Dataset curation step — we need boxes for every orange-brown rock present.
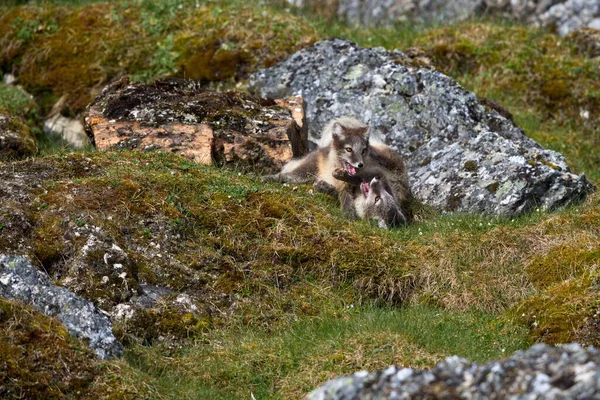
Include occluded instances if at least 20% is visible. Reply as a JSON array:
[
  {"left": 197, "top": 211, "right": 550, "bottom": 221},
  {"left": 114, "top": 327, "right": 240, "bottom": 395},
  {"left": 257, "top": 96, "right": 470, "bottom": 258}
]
[{"left": 84, "top": 77, "right": 306, "bottom": 170}]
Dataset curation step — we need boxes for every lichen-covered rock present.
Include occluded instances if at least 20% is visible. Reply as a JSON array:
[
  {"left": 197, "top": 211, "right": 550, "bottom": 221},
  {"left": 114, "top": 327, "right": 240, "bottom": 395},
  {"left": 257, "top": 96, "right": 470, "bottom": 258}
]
[
  {"left": 85, "top": 77, "right": 307, "bottom": 171},
  {"left": 532, "top": 0, "right": 600, "bottom": 36},
  {"left": 0, "top": 255, "right": 123, "bottom": 359},
  {"left": 0, "top": 114, "right": 37, "bottom": 160},
  {"left": 249, "top": 39, "right": 595, "bottom": 215},
  {"left": 307, "top": 343, "right": 600, "bottom": 400},
  {"left": 286, "top": 0, "right": 600, "bottom": 35}
]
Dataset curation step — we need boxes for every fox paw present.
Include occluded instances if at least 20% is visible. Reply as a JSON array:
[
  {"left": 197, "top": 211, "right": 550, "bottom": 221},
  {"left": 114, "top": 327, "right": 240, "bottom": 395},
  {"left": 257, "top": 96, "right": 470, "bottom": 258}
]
[{"left": 332, "top": 168, "right": 347, "bottom": 179}]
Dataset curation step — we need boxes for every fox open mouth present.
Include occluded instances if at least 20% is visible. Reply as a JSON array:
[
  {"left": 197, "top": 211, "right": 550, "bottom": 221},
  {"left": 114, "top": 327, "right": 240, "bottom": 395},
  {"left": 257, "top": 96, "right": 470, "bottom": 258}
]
[
  {"left": 345, "top": 162, "right": 357, "bottom": 176},
  {"left": 361, "top": 181, "right": 370, "bottom": 197}
]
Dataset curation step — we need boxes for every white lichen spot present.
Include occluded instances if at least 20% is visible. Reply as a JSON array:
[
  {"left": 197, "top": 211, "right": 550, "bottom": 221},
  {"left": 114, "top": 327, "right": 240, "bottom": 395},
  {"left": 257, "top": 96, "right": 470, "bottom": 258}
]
[{"left": 112, "top": 303, "right": 135, "bottom": 320}]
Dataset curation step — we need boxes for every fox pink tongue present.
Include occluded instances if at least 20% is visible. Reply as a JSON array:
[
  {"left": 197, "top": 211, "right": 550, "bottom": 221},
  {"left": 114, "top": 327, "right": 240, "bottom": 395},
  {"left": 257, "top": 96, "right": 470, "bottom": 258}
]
[
  {"left": 346, "top": 164, "right": 356, "bottom": 175},
  {"left": 361, "top": 182, "right": 370, "bottom": 196}
]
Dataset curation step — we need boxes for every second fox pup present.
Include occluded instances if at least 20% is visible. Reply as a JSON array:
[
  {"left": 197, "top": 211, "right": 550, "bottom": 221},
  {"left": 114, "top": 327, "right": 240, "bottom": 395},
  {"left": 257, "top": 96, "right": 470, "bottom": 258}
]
[
  {"left": 356, "top": 176, "right": 406, "bottom": 229},
  {"left": 333, "top": 165, "right": 408, "bottom": 229},
  {"left": 332, "top": 138, "right": 414, "bottom": 225},
  {"left": 262, "top": 117, "right": 369, "bottom": 193}
]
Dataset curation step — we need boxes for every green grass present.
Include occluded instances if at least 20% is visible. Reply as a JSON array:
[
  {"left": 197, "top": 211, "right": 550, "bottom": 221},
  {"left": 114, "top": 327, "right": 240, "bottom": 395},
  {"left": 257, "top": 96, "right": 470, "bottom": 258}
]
[{"left": 110, "top": 304, "right": 529, "bottom": 399}]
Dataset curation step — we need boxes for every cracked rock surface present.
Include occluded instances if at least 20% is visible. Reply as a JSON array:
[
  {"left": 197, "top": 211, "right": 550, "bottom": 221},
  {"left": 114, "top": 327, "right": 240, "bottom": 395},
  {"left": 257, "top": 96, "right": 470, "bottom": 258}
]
[
  {"left": 249, "top": 38, "right": 594, "bottom": 216},
  {"left": 0, "top": 255, "right": 123, "bottom": 359},
  {"left": 307, "top": 343, "right": 600, "bottom": 400}
]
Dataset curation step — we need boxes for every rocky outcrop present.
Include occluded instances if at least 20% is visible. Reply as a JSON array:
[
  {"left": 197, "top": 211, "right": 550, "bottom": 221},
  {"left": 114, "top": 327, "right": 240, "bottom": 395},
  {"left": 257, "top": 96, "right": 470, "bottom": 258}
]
[
  {"left": 0, "top": 255, "right": 123, "bottom": 359},
  {"left": 0, "top": 114, "right": 37, "bottom": 161},
  {"left": 85, "top": 77, "right": 307, "bottom": 171},
  {"left": 249, "top": 39, "right": 595, "bottom": 216},
  {"left": 286, "top": 0, "right": 600, "bottom": 36},
  {"left": 307, "top": 343, "right": 600, "bottom": 399}
]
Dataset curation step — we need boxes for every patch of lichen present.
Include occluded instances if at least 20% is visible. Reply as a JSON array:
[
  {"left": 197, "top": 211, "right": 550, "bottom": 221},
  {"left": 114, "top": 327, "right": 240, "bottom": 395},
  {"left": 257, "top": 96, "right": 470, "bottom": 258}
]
[
  {"left": 507, "top": 276, "right": 600, "bottom": 345},
  {"left": 0, "top": 1, "right": 316, "bottom": 115},
  {"left": 173, "top": 4, "right": 316, "bottom": 82},
  {"left": 0, "top": 298, "right": 99, "bottom": 399},
  {"left": 115, "top": 299, "right": 213, "bottom": 345}
]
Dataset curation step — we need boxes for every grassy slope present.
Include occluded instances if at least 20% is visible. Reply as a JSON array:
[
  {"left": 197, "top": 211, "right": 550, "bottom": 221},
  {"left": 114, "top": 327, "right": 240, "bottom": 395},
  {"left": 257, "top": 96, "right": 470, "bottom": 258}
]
[{"left": 0, "top": 1, "right": 599, "bottom": 399}]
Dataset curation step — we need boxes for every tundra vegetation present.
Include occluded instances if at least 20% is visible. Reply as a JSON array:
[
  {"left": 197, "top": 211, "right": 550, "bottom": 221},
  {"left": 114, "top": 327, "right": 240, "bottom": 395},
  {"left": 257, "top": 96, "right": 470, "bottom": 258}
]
[{"left": 0, "top": 0, "right": 599, "bottom": 399}]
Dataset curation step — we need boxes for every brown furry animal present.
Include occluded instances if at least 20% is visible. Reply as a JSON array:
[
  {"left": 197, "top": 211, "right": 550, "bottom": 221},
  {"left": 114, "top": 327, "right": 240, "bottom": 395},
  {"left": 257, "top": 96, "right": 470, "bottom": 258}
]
[{"left": 262, "top": 117, "right": 370, "bottom": 196}]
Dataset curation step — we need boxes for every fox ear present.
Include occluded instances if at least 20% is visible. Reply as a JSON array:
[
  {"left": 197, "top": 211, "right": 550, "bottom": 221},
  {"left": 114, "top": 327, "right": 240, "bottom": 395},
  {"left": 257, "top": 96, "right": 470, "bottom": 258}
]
[{"left": 332, "top": 122, "right": 346, "bottom": 140}]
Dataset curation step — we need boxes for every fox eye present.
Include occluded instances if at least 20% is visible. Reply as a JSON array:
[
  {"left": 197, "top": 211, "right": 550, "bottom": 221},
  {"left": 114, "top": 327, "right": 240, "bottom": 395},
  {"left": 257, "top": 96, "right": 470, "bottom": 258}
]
[
  {"left": 345, "top": 147, "right": 352, "bottom": 153},
  {"left": 362, "top": 148, "right": 367, "bottom": 154},
  {"left": 375, "top": 196, "right": 381, "bottom": 203}
]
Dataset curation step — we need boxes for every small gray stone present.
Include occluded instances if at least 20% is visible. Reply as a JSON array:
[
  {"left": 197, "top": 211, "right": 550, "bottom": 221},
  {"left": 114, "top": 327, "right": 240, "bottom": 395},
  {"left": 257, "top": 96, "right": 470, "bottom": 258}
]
[
  {"left": 0, "top": 255, "right": 123, "bottom": 359},
  {"left": 249, "top": 39, "right": 595, "bottom": 216}
]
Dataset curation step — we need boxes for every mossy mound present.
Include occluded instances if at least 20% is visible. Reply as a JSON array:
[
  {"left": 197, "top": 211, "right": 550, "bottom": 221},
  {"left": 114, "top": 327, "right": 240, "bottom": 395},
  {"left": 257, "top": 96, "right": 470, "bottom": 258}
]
[
  {"left": 509, "top": 276, "right": 600, "bottom": 345},
  {"left": 0, "top": 82, "right": 36, "bottom": 118},
  {"left": 0, "top": 1, "right": 316, "bottom": 115},
  {"left": 0, "top": 113, "right": 37, "bottom": 160},
  {"left": 0, "top": 151, "right": 421, "bottom": 342},
  {"left": 0, "top": 298, "right": 98, "bottom": 399},
  {"left": 1, "top": 149, "right": 598, "bottom": 348}
]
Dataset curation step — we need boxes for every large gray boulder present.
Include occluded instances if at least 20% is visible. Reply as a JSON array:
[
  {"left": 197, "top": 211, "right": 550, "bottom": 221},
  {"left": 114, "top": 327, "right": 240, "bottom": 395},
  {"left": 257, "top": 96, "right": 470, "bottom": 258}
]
[
  {"left": 249, "top": 39, "right": 594, "bottom": 216},
  {"left": 285, "top": 0, "right": 600, "bottom": 36},
  {"left": 0, "top": 255, "right": 123, "bottom": 359},
  {"left": 307, "top": 343, "right": 600, "bottom": 400}
]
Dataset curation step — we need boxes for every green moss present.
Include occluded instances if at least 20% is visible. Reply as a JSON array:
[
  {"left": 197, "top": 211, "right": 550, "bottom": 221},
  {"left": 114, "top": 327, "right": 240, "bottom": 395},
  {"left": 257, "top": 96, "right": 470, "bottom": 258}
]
[
  {"left": 486, "top": 181, "right": 499, "bottom": 193},
  {"left": 0, "top": 298, "right": 99, "bottom": 399},
  {"left": 173, "top": 4, "right": 316, "bottom": 82},
  {"left": 0, "top": 83, "right": 36, "bottom": 117},
  {"left": 463, "top": 160, "right": 478, "bottom": 172},
  {"left": 30, "top": 213, "right": 66, "bottom": 271},
  {"left": 0, "top": 1, "right": 316, "bottom": 114},
  {"left": 526, "top": 243, "right": 600, "bottom": 289},
  {"left": 114, "top": 297, "right": 213, "bottom": 345},
  {"left": 0, "top": 114, "right": 37, "bottom": 160},
  {"left": 508, "top": 276, "right": 599, "bottom": 345}
]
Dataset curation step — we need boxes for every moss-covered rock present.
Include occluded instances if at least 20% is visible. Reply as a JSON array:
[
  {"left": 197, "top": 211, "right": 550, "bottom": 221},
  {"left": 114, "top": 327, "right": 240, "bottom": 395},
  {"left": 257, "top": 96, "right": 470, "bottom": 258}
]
[
  {"left": 0, "top": 151, "right": 418, "bottom": 343},
  {"left": 85, "top": 78, "right": 307, "bottom": 172},
  {"left": 0, "top": 113, "right": 37, "bottom": 160},
  {"left": 508, "top": 276, "right": 600, "bottom": 345},
  {"left": 0, "top": 298, "right": 99, "bottom": 399}
]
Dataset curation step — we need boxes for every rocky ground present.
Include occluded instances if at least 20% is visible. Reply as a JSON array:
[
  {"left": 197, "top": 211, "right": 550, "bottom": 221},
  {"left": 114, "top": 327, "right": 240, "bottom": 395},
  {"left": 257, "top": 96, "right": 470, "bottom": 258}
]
[{"left": 1, "top": 0, "right": 600, "bottom": 399}]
